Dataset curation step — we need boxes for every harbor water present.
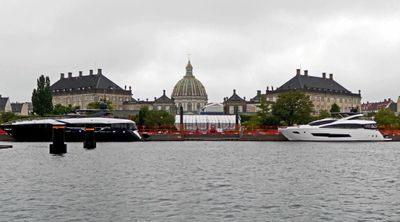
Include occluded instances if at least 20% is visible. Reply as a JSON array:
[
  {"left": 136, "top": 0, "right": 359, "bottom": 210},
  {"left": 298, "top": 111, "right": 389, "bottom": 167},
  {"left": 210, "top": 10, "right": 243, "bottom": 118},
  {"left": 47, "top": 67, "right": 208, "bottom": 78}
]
[{"left": 1, "top": 141, "right": 400, "bottom": 221}]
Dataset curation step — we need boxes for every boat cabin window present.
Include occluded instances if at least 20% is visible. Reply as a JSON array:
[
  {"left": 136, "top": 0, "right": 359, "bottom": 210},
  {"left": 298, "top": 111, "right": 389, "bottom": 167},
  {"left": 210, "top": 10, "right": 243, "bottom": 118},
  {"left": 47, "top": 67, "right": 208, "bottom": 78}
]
[
  {"left": 321, "top": 123, "right": 363, "bottom": 129},
  {"left": 347, "top": 116, "right": 361, "bottom": 120},
  {"left": 111, "top": 123, "right": 137, "bottom": 130},
  {"left": 309, "top": 119, "right": 337, "bottom": 126},
  {"left": 363, "top": 124, "right": 377, "bottom": 129}
]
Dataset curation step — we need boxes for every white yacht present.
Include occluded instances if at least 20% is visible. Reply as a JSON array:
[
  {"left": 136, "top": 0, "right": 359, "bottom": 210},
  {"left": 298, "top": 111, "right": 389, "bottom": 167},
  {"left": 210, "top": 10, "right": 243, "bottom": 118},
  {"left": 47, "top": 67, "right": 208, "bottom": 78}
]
[{"left": 278, "top": 113, "right": 390, "bottom": 141}]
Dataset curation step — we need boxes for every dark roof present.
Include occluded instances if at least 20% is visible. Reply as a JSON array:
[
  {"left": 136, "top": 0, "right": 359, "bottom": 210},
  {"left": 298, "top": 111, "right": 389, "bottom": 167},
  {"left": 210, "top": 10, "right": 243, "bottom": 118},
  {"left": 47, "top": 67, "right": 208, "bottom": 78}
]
[
  {"left": 250, "top": 90, "right": 262, "bottom": 102},
  {"left": 0, "top": 97, "right": 9, "bottom": 111},
  {"left": 51, "top": 72, "right": 124, "bottom": 92},
  {"left": 155, "top": 90, "right": 174, "bottom": 103},
  {"left": 225, "top": 90, "right": 246, "bottom": 102},
  {"left": 11, "top": 103, "right": 23, "bottom": 113},
  {"left": 389, "top": 102, "right": 397, "bottom": 112},
  {"left": 276, "top": 74, "right": 354, "bottom": 94}
]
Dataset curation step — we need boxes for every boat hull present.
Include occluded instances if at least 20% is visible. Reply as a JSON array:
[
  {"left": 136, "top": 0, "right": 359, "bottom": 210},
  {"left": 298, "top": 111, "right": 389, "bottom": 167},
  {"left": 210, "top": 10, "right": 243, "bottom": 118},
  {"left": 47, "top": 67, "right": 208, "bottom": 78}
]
[
  {"left": 279, "top": 127, "right": 390, "bottom": 141},
  {"left": 1, "top": 124, "right": 142, "bottom": 142}
]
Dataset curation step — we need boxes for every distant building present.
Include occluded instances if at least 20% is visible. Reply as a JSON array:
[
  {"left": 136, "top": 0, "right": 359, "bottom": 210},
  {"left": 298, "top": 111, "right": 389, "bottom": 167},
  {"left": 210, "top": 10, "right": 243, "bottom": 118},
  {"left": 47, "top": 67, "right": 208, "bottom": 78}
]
[
  {"left": 122, "top": 90, "right": 175, "bottom": 114},
  {"left": 171, "top": 61, "right": 208, "bottom": 114},
  {"left": 265, "top": 69, "right": 362, "bottom": 114},
  {"left": 154, "top": 90, "right": 176, "bottom": 113},
  {"left": 223, "top": 89, "right": 247, "bottom": 115},
  {"left": 11, "top": 102, "right": 29, "bottom": 116},
  {"left": 361, "top": 98, "right": 397, "bottom": 113},
  {"left": 50, "top": 69, "right": 132, "bottom": 110},
  {"left": 0, "top": 95, "right": 12, "bottom": 113},
  {"left": 201, "top": 103, "right": 224, "bottom": 115}
]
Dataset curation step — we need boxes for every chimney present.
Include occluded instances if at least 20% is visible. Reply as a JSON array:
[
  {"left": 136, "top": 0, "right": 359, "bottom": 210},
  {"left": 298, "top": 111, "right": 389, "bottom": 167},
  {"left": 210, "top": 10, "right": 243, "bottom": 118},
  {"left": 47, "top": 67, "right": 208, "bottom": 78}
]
[
  {"left": 329, "top": 73, "right": 333, "bottom": 80},
  {"left": 244, "top": 96, "right": 246, "bottom": 101},
  {"left": 124, "top": 85, "right": 127, "bottom": 90},
  {"left": 129, "top": 86, "right": 132, "bottom": 90},
  {"left": 97, "top": 69, "right": 102, "bottom": 75},
  {"left": 296, "top": 69, "right": 301, "bottom": 76},
  {"left": 60, "top": 73, "right": 65, "bottom": 79},
  {"left": 68, "top": 72, "right": 72, "bottom": 78},
  {"left": 154, "top": 97, "right": 156, "bottom": 100},
  {"left": 79, "top": 71, "right": 83, "bottom": 77},
  {"left": 304, "top": 70, "right": 308, "bottom": 76},
  {"left": 89, "top": 69, "right": 93, "bottom": 75},
  {"left": 358, "top": 90, "right": 361, "bottom": 95},
  {"left": 257, "top": 90, "right": 261, "bottom": 96},
  {"left": 322, "top": 72, "right": 326, "bottom": 79},
  {"left": 233, "top": 89, "right": 236, "bottom": 94},
  {"left": 147, "top": 98, "right": 149, "bottom": 102},
  {"left": 163, "top": 89, "right": 166, "bottom": 95},
  {"left": 271, "top": 86, "right": 274, "bottom": 91},
  {"left": 267, "top": 86, "right": 269, "bottom": 91}
]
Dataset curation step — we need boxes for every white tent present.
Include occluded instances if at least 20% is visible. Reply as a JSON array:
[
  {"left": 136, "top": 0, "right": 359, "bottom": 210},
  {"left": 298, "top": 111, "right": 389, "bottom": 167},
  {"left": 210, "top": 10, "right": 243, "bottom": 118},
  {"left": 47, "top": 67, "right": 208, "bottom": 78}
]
[{"left": 175, "top": 115, "right": 239, "bottom": 131}]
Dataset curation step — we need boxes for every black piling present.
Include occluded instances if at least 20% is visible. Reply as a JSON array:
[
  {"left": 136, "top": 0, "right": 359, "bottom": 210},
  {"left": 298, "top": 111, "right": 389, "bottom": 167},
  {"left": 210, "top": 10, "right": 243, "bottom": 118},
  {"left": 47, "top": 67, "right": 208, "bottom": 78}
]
[
  {"left": 179, "top": 106, "right": 184, "bottom": 133},
  {"left": 49, "top": 125, "right": 67, "bottom": 154},
  {"left": 235, "top": 106, "right": 239, "bottom": 131},
  {"left": 84, "top": 125, "right": 96, "bottom": 149}
]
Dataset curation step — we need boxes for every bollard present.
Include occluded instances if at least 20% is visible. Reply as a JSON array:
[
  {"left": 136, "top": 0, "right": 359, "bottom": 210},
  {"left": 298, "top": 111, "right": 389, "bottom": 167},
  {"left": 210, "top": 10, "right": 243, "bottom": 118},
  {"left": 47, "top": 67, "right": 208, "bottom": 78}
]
[
  {"left": 84, "top": 126, "right": 96, "bottom": 149},
  {"left": 179, "top": 106, "right": 184, "bottom": 133},
  {"left": 50, "top": 125, "right": 67, "bottom": 154},
  {"left": 235, "top": 106, "right": 240, "bottom": 131}
]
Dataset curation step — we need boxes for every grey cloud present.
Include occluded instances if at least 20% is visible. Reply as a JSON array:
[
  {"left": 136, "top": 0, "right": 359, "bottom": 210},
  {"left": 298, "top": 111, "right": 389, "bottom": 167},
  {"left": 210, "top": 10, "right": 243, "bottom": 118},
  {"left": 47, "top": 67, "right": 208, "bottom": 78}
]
[{"left": 1, "top": 0, "right": 400, "bottom": 103}]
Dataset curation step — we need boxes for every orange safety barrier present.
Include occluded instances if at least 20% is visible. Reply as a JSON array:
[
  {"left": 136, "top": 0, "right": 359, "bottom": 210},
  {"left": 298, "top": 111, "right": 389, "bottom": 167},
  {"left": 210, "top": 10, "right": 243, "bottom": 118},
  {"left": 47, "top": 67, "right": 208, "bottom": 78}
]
[{"left": 52, "top": 125, "right": 65, "bottom": 129}]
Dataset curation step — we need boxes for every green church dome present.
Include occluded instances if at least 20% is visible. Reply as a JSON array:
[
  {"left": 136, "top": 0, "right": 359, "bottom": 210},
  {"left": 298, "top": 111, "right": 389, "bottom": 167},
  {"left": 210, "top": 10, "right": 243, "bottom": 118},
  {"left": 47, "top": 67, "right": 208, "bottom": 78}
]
[{"left": 171, "top": 61, "right": 208, "bottom": 99}]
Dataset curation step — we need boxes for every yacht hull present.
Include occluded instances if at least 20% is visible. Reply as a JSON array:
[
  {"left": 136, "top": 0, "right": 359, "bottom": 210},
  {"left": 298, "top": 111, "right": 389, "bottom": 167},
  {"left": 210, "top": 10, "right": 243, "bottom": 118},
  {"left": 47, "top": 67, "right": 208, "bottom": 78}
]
[
  {"left": 1, "top": 123, "right": 142, "bottom": 142},
  {"left": 279, "top": 127, "right": 390, "bottom": 141}
]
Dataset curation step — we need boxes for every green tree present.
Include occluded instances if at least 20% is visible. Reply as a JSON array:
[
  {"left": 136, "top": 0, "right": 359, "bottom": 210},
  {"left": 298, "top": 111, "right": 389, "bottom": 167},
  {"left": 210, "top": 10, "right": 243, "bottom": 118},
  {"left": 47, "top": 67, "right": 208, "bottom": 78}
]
[
  {"left": 134, "top": 107, "right": 175, "bottom": 128},
  {"left": 318, "top": 110, "right": 331, "bottom": 119},
  {"left": 374, "top": 108, "right": 399, "bottom": 128},
  {"left": 272, "top": 91, "right": 313, "bottom": 126},
  {"left": 330, "top": 103, "right": 340, "bottom": 113},
  {"left": 137, "top": 106, "right": 149, "bottom": 126},
  {"left": 0, "top": 112, "right": 18, "bottom": 124},
  {"left": 52, "top": 104, "right": 79, "bottom": 115},
  {"left": 256, "top": 96, "right": 280, "bottom": 127},
  {"left": 31, "top": 75, "right": 53, "bottom": 116},
  {"left": 87, "top": 99, "right": 113, "bottom": 110}
]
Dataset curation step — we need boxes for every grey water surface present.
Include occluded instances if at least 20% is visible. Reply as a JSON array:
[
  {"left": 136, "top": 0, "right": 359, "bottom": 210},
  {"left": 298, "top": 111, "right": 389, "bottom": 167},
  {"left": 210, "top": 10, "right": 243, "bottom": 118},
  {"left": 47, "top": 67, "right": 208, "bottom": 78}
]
[{"left": 1, "top": 142, "right": 400, "bottom": 222}]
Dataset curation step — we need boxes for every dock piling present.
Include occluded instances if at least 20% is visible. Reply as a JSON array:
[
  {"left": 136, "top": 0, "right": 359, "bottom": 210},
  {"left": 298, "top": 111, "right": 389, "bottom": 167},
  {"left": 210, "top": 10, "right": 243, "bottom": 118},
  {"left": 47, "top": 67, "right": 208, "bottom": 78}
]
[
  {"left": 49, "top": 125, "right": 67, "bottom": 154},
  {"left": 84, "top": 125, "right": 96, "bottom": 149}
]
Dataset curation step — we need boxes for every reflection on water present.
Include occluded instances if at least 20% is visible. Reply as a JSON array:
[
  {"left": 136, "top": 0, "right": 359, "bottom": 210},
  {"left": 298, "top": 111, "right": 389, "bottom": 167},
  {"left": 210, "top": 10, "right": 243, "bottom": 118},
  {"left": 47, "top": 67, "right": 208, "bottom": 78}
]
[{"left": 1, "top": 142, "right": 400, "bottom": 221}]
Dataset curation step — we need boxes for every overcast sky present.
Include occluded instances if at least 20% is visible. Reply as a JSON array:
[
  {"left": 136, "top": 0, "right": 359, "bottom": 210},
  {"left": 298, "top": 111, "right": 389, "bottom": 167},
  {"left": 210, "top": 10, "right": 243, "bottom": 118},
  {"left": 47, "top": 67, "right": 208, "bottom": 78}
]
[{"left": 1, "top": 0, "right": 399, "bottom": 103}]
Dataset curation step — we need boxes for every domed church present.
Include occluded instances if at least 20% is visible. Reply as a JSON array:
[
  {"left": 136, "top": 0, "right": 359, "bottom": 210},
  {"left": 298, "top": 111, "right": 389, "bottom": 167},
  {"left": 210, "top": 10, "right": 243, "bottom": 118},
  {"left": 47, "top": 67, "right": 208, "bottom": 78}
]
[{"left": 171, "top": 61, "right": 208, "bottom": 113}]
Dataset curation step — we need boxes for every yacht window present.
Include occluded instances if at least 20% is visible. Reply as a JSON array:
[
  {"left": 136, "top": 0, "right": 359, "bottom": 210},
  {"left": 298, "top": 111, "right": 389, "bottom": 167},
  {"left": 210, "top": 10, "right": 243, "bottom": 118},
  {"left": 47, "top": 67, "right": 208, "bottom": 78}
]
[
  {"left": 363, "top": 124, "right": 377, "bottom": 129},
  {"left": 321, "top": 124, "right": 363, "bottom": 129},
  {"left": 309, "top": 119, "right": 337, "bottom": 126}
]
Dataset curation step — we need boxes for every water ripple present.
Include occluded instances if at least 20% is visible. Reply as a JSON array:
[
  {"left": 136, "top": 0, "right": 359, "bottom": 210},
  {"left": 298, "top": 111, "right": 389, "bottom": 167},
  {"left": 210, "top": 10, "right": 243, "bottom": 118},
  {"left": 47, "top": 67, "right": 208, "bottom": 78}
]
[{"left": 1, "top": 141, "right": 400, "bottom": 221}]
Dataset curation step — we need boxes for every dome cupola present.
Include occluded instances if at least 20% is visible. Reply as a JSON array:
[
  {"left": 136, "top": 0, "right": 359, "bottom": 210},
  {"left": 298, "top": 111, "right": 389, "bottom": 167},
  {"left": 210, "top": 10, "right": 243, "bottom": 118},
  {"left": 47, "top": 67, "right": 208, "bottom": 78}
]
[{"left": 171, "top": 60, "right": 208, "bottom": 113}]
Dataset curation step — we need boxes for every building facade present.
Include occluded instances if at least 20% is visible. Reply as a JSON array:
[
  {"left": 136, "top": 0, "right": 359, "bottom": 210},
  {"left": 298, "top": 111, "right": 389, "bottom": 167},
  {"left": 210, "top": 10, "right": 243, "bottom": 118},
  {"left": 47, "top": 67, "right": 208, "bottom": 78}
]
[
  {"left": 50, "top": 69, "right": 132, "bottom": 110},
  {"left": 361, "top": 98, "right": 397, "bottom": 114},
  {"left": 265, "top": 69, "right": 362, "bottom": 114},
  {"left": 223, "top": 89, "right": 247, "bottom": 115},
  {"left": 171, "top": 61, "right": 208, "bottom": 114},
  {"left": 11, "top": 102, "right": 30, "bottom": 116},
  {"left": 122, "top": 90, "right": 175, "bottom": 114},
  {"left": 0, "top": 95, "right": 12, "bottom": 113}
]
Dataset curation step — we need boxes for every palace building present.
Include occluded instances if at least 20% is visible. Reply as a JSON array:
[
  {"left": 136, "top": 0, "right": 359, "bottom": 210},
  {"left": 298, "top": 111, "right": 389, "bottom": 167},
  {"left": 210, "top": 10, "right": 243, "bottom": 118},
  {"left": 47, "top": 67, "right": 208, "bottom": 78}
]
[
  {"left": 265, "top": 69, "right": 362, "bottom": 114},
  {"left": 171, "top": 61, "right": 208, "bottom": 114},
  {"left": 51, "top": 69, "right": 132, "bottom": 110}
]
